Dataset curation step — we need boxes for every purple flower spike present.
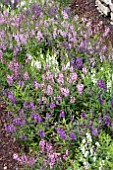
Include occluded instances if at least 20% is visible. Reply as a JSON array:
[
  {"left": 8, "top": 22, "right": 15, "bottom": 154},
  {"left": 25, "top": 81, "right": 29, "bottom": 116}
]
[
  {"left": 46, "top": 113, "right": 50, "bottom": 120},
  {"left": 13, "top": 117, "right": 21, "bottom": 125},
  {"left": 5, "top": 125, "right": 15, "bottom": 133},
  {"left": 50, "top": 103, "right": 56, "bottom": 109},
  {"left": 69, "top": 132, "right": 76, "bottom": 140},
  {"left": 56, "top": 128, "right": 66, "bottom": 140},
  {"left": 76, "top": 57, "right": 83, "bottom": 69},
  {"left": 98, "top": 96, "right": 104, "bottom": 105},
  {"left": 97, "top": 79, "right": 105, "bottom": 90},
  {"left": 38, "top": 129, "right": 44, "bottom": 138},
  {"left": 30, "top": 101, "right": 34, "bottom": 110},
  {"left": 92, "top": 128, "right": 98, "bottom": 137},
  {"left": 111, "top": 100, "right": 113, "bottom": 108},
  {"left": 60, "top": 110, "right": 65, "bottom": 118}
]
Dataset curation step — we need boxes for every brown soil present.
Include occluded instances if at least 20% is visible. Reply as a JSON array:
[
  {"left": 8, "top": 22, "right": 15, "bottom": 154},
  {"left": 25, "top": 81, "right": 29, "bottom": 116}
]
[
  {"left": 69, "top": 0, "right": 113, "bottom": 47},
  {"left": 0, "top": 96, "right": 22, "bottom": 170}
]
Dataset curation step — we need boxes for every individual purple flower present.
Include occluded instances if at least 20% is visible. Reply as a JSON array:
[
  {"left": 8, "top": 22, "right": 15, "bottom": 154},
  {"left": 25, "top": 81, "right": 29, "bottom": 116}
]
[
  {"left": 37, "top": 31, "right": 43, "bottom": 41},
  {"left": 82, "top": 67, "right": 87, "bottom": 74},
  {"left": 18, "top": 109, "right": 23, "bottom": 116},
  {"left": 63, "top": 41, "right": 69, "bottom": 50},
  {"left": 49, "top": 7, "right": 58, "bottom": 16},
  {"left": 47, "top": 85, "right": 53, "bottom": 95},
  {"left": 8, "top": 61, "right": 13, "bottom": 71},
  {"left": 57, "top": 73, "right": 64, "bottom": 85},
  {"left": 26, "top": 157, "right": 36, "bottom": 168},
  {"left": 80, "top": 112, "right": 86, "bottom": 119},
  {"left": 70, "top": 72, "right": 77, "bottom": 82},
  {"left": 8, "top": 111, "right": 12, "bottom": 115},
  {"left": 30, "top": 101, "right": 34, "bottom": 110},
  {"left": 69, "top": 131, "right": 76, "bottom": 140},
  {"left": 62, "top": 10, "right": 68, "bottom": 20},
  {"left": 111, "top": 123, "right": 113, "bottom": 128},
  {"left": 56, "top": 128, "right": 66, "bottom": 140},
  {"left": 93, "top": 147, "right": 96, "bottom": 153},
  {"left": 76, "top": 83, "right": 84, "bottom": 95},
  {"left": 57, "top": 95, "right": 62, "bottom": 101},
  {"left": 13, "top": 153, "right": 19, "bottom": 160},
  {"left": 63, "top": 7, "right": 71, "bottom": 15},
  {"left": 60, "top": 110, "right": 65, "bottom": 118},
  {"left": 38, "top": 99, "right": 42, "bottom": 105},
  {"left": 17, "top": 80, "right": 23, "bottom": 87},
  {"left": 76, "top": 57, "right": 83, "bottom": 69},
  {"left": 70, "top": 59, "right": 75, "bottom": 68},
  {"left": 38, "top": 129, "right": 44, "bottom": 138},
  {"left": 13, "top": 117, "right": 21, "bottom": 125},
  {"left": 23, "top": 72, "right": 29, "bottom": 81},
  {"left": 98, "top": 96, "right": 104, "bottom": 105},
  {"left": 46, "top": 143, "right": 52, "bottom": 152},
  {"left": 92, "top": 128, "right": 98, "bottom": 136},
  {"left": 103, "top": 27, "right": 110, "bottom": 37},
  {"left": 46, "top": 113, "right": 50, "bottom": 120},
  {"left": 8, "top": 92, "right": 16, "bottom": 103},
  {"left": 60, "top": 88, "right": 69, "bottom": 97},
  {"left": 97, "top": 79, "right": 105, "bottom": 90},
  {"left": 7, "top": 75, "right": 13, "bottom": 86},
  {"left": 50, "top": 103, "right": 56, "bottom": 109},
  {"left": 20, "top": 154, "right": 28, "bottom": 163},
  {"left": 5, "top": 125, "right": 15, "bottom": 132},
  {"left": 33, "top": 80, "right": 40, "bottom": 89},
  {"left": 104, "top": 116, "right": 110, "bottom": 125},
  {"left": 4, "top": 0, "right": 10, "bottom": 6},
  {"left": 22, "top": 134, "right": 27, "bottom": 140},
  {"left": 30, "top": 3, "right": 41, "bottom": 15},
  {"left": 23, "top": 100, "right": 29, "bottom": 109},
  {"left": 70, "top": 96, "right": 76, "bottom": 103},
  {"left": 39, "top": 140, "right": 45, "bottom": 153},
  {"left": 2, "top": 88, "right": 7, "bottom": 96},
  {"left": 62, "top": 64, "right": 66, "bottom": 71},
  {"left": 111, "top": 99, "right": 113, "bottom": 108},
  {"left": 30, "top": 113, "right": 42, "bottom": 123}
]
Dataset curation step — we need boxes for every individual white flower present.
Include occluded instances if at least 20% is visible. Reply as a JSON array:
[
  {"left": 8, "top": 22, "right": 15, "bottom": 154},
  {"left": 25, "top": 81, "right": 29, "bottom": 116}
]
[
  {"left": 31, "top": 60, "right": 42, "bottom": 69},
  {"left": 26, "top": 54, "right": 33, "bottom": 60},
  {"left": 86, "top": 132, "right": 92, "bottom": 142},
  {"left": 100, "top": 67, "right": 104, "bottom": 71},
  {"left": 82, "top": 138, "right": 86, "bottom": 144},
  {"left": 83, "top": 162, "right": 89, "bottom": 169},
  {"left": 95, "top": 142, "right": 100, "bottom": 147},
  {"left": 90, "top": 148, "right": 93, "bottom": 156},
  {"left": 34, "top": 61, "right": 42, "bottom": 69},
  {"left": 40, "top": 54, "right": 44, "bottom": 59},
  {"left": 80, "top": 146, "right": 86, "bottom": 155},
  {"left": 84, "top": 151, "right": 89, "bottom": 158},
  {"left": 107, "top": 80, "right": 112, "bottom": 92},
  {"left": 20, "top": 1, "right": 26, "bottom": 7},
  {"left": 93, "top": 156, "right": 97, "bottom": 162}
]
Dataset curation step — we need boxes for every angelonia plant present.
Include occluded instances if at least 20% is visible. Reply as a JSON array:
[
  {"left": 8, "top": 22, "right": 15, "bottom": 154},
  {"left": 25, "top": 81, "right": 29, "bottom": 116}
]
[{"left": 0, "top": 0, "right": 113, "bottom": 169}]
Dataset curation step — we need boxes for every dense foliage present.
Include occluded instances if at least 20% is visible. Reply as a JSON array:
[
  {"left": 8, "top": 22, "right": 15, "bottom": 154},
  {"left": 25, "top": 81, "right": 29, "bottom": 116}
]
[{"left": 0, "top": 0, "right": 113, "bottom": 169}]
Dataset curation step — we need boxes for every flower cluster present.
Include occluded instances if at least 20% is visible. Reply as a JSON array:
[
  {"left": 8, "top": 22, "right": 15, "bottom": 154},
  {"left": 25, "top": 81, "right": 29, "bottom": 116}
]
[{"left": 0, "top": 0, "right": 113, "bottom": 169}]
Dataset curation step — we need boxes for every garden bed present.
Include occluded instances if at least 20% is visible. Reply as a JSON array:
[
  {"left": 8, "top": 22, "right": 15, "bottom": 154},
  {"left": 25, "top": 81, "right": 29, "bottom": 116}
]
[{"left": 0, "top": 0, "right": 113, "bottom": 170}]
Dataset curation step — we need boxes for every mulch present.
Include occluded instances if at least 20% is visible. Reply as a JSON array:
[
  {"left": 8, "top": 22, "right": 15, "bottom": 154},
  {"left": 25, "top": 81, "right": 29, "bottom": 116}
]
[
  {"left": 69, "top": 0, "right": 113, "bottom": 47},
  {"left": 0, "top": 96, "right": 23, "bottom": 170}
]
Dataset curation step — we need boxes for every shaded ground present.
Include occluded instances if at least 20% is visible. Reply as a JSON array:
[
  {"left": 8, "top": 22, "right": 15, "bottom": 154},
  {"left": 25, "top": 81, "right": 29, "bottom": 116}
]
[
  {"left": 0, "top": 96, "right": 22, "bottom": 170},
  {"left": 70, "top": 0, "right": 113, "bottom": 47}
]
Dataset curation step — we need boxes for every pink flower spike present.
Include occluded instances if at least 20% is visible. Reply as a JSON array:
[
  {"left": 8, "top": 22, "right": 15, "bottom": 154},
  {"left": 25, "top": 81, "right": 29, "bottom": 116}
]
[
  {"left": 77, "top": 83, "right": 84, "bottom": 95},
  {"left": 23, "top": 72, "right": 29, "bottom": 81}
]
